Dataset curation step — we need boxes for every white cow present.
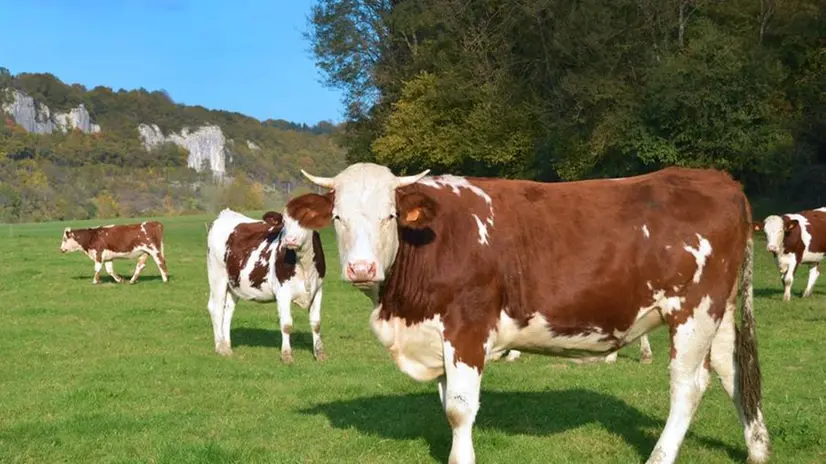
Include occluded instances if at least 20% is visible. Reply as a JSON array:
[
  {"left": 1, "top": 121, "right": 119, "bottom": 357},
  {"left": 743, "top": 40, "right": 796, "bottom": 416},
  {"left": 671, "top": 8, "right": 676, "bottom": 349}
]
[
  {"left": 754, "top": 207, "right": 826, "bottom": 301},
  {"left": 206, "top": 206, "right": 327, "bottom": 364}
]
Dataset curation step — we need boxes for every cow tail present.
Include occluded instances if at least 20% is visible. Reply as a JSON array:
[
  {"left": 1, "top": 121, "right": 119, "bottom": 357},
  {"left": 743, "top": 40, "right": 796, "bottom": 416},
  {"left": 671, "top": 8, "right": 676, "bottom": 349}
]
[{"left": 736, "top": 236, "right": 763, "bottom": 429}]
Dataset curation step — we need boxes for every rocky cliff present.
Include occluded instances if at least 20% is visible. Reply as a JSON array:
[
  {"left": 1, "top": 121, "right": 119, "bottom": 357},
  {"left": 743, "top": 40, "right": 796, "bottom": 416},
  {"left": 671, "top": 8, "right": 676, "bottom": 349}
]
[
  {"left": 138, "top": 123, "right": 228, "bottom": 175},
  {"left": 3, "top": 88, "right": 232, "bottom": 175},
  {"left": 2, "top": 89, "right": 101, "bottom": 134}
]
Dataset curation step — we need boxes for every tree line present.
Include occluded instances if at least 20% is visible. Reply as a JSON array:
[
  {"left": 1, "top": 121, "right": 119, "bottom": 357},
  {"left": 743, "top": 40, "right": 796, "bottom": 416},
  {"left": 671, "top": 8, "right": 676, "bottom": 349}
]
[
  {"left": 0, "top": 69, "right": 347, "bottom": 223},
  {"left": 308, "top": 0, "right": 826, "bottom": 209}
]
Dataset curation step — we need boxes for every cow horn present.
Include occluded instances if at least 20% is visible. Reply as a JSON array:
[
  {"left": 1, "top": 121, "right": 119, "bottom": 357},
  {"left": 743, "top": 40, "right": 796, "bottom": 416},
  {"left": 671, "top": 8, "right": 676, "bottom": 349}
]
[
  {"left": 301, "top": 169, "right": 335, "bottom": 189},
  {"left": 397, "top": 169, "right": 430, "bottom": 187}
]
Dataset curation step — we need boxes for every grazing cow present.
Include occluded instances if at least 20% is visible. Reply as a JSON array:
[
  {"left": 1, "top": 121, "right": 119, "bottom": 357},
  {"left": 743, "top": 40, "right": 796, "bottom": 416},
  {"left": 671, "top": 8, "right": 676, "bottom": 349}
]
[
  {"left": 289, "top": 163, "right": 769, "bottom": 464},
  {"left": 60, "top": 221, "right": 169, "bottom": 284},
  {"left": 206, "top": 207, "right": 326, "bottom": 364},
  {"left": 753, "top": 207, "right": 826, "bottom": 301}
]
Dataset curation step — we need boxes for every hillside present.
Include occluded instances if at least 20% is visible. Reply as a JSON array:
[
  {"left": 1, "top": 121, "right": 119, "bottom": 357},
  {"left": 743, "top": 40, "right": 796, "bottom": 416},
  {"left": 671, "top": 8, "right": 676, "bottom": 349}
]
[{"left": 0, "top": 68, "right": 347, "bottom": 223}]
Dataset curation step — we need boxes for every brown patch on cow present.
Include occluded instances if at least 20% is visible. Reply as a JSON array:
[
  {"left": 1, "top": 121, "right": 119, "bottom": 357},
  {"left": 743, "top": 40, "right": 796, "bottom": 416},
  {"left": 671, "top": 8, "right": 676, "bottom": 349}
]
[
  {"left": 286, "top": 192, "right": 334, "bottom": 229},
  {"left": 282, "top": 324, "right": 293, "bottom": 334},
  {"left": 312, "top": 321, "right": 321, "bottom": 333},
  {"left": 225, "top": 222, "right": 280, "bottom": 288},
  {"left": 263, "top": 211, "right": 283, "bottom": 228},
  {"left": 311, "top": 231, "right": 326, "bottom": 278},
  {"left": 274, "top": 246, "right": 298, "bottom": 283},
  {"left": 376, "top": 167, "right": 751, "bottom": 371},
  {"left": 779, "top": 210, "right": 826, "bottom": 264}
]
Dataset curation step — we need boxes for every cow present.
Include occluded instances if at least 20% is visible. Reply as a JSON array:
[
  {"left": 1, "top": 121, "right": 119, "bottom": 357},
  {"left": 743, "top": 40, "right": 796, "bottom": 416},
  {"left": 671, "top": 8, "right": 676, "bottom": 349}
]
[
  {"left": 60, "top": 221, "right": 169, "bottom": 285},
  {"left": 206, "top": 206, "right": 327, "bottom": 364},
  {"left": 753, "top": 207, "right": 826, "bottom": 301},
  {"left": 287, "top": 163, "right": 769, "bottom": 464}
]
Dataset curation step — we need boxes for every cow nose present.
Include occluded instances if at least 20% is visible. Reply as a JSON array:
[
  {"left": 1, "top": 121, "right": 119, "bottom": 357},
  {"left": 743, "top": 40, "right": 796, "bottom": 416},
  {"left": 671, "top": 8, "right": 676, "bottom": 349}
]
[
  {"left": 284, "top": 236, "right": 300, "bottom": 248},
  {"left": 346, "top": 260, "right": 377, "bottom": 281},
  {"left": 767, "top": 245, "right": 778, "bottom": 253}
]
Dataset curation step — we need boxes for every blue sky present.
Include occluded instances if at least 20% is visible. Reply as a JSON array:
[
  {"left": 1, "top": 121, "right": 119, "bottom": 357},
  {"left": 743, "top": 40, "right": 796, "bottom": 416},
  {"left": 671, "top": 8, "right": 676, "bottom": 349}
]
[{"left": 0, "top": 0, "right": 344, "bottom": 125}]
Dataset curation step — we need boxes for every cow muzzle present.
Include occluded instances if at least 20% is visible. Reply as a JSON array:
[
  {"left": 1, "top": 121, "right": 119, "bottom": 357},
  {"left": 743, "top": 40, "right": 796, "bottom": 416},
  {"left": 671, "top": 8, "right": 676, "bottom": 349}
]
[
  {"left": 345, "top": 260, "right": 378, "bottom": 285},
  {"left": 767, "top": 245, "right": 778, "bottom": 253},
  {"left": 283, "top": 236, "right": 301, "bottom": 250}
]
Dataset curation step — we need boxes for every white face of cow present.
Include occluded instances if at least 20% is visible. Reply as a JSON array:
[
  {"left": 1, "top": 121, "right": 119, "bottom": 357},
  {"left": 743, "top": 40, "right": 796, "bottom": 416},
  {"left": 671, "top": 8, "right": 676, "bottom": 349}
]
[
  {"left": 761, "top": 215, "right": 785, "bottom": 254},
  {"left": 60, "top": 228, "right": 82, "bottom": 253},
  {"left": 281, "top": 212, "right": 312, "bottom": 251},
  {"left": 301, "top": 163, "right": 430, "bottom": 288}
]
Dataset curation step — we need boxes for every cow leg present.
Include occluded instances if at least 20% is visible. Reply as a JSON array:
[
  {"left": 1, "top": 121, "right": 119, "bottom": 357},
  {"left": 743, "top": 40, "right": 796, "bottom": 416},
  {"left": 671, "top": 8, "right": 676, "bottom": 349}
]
[
  {"left": 220, "top": 293, "right": 237, "bottom": 353},
  {"left": 92, "top": 259, "right": 103, "bottom": 284},
  {"left": 104, "top": 261, "right": 123, "bottom": 283},
  {"left": 605, "top": 335, "right": 652, "bottom": 364},
  {"left": 781, "top": 258, "right": 796, "bottom": 302},
  {"left": 802, "top": 264, "right": 820, "bottom": 298},
  {"left": 640, "top": 334, "right": 653, "bottom": 364},
  {"left": 647, "top": 296, "right": 717, "bottom": 464},
  {"left": 308, "top": 288, "right": 326, "bottom": 361},
  {"left": 149, "top": 247, "right": 169, "bottom": 283},
  {"left": 709, "top": 306, "right": 769, "bottom": 462},
  {"left": 276, "top": 286, "right": 294, "bottom": 365},
  {"left": 129, "top": 254, "right": 149, "bottom": 284},
  {"left": 441, "top": 339, "right": 484, "bottom": 464},
  {"left": 604, "top": 350, "right": 619, "bottom": 363},
  {"left": 207, "top": 264, "right": 232, "bottom": 356},
  {"left": 503, "top": 350, "right": 521, "bottom": 362}
]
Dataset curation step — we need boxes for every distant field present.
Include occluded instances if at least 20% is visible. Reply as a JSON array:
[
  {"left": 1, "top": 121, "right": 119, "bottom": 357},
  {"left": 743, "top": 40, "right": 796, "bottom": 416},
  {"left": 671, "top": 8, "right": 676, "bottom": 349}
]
[{"left": 1, "top": 214, "right": 824, "bottom": 463}]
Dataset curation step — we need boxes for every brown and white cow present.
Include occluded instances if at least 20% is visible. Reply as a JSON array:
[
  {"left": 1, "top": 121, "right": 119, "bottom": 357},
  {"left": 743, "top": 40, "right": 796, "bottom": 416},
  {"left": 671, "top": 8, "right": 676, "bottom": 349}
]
[
  {"left": 288, "top": 163, "right": 769, "bottom": 464},
  {"left": 753, "top": 207, "right": 826, "bottom": 301},
  {"left": 60, "top": 221, "right": 169, "bottom": 284},
  {"left": 206, "top": 207, "right": 326, "bottom": 364}
]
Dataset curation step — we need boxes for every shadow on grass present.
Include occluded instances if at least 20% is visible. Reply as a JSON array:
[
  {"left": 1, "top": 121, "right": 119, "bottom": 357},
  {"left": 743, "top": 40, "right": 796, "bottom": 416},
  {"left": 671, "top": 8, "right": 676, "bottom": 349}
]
[
  {"left": 301, "top": 388, "right": 746, "bottom": 462},
  {"left": 70, "top": 274, "right": 171, "bottom": 283},
  {"left": 754, "top": 287, "right": 782, "bottom": 299},
  {"left": 231, "top": 326, "right": 315, "bottom": 352},
  {"left": 754, "top": 285, "right": 825, "bottom": 300}
]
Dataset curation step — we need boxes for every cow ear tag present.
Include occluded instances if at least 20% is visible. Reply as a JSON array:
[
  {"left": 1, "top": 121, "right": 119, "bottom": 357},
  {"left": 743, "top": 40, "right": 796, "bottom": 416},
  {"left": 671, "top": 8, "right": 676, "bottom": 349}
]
[{"left": 405, "top": 208, "right": 421, "bottom": 223}]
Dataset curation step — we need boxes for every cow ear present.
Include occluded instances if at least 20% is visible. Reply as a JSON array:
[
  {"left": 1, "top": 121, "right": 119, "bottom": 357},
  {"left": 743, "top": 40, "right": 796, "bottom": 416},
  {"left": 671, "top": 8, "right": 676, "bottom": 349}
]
[
  {"left": 286, "top": 192, "right": 334, "bottom": 229},
  {"left": 262, "top": 211, "right": 283, "bottom": 228},
  {"left": 785, "top": 220, "right": 798, "bottom": 232},
  {"left": 397, "top": 191, "right": 438, "bottom": 229}
]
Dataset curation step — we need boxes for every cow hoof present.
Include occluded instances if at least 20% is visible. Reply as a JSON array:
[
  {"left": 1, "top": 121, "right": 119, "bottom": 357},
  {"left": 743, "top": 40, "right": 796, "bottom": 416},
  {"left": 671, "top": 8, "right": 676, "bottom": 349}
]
[
  {"left": 314, "top": 350, "right": 328, "bottom": 362},
  {"left": 640, "top": 356, "right": 653, "bottom": 365},
  {"left": 504, "top": 350, "right": 521, "bottom": 362},
  {"left": 215, "top": 343, "right": 233, "bottom": 356},
  {"left": 129, "top": 280, "right": 137, "bottom": 285},
  {"left": 92, "top": 280, "right": 100, "bottom": 285},
  {"left": 281, "top": 351, "right": 294, "bottom": 365}
]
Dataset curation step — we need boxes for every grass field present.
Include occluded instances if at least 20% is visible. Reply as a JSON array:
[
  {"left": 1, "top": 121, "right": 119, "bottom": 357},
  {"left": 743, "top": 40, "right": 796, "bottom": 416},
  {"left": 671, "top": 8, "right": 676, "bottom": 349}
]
[{"left": 1, "top": 213, "right": 825, "bottom": 463}]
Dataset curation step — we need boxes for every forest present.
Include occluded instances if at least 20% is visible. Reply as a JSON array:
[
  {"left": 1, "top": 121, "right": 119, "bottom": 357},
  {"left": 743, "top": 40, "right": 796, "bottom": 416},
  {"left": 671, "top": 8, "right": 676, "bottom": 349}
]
[
  {"left": 308, "top": 0, "right": 826, "bottom": 209},
  {"left": 0, "top": 69, "right": 347, "bottom": 223}
]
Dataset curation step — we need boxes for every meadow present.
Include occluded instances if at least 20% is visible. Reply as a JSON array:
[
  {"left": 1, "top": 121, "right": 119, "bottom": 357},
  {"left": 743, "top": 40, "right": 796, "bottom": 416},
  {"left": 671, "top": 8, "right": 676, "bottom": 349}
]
[{"left": 1, "top": 213, "right": 824, "bottom": 463}]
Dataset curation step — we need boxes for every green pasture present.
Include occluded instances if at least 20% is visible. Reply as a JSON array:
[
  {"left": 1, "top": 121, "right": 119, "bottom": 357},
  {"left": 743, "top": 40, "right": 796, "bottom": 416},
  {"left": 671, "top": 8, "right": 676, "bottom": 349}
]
[{"left": 0, "top": 214, "right": 824, "bottom": 463}]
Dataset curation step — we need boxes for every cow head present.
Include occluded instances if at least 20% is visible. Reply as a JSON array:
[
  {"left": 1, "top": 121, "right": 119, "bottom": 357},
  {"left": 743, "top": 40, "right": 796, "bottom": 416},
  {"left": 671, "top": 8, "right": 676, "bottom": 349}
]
[
  {"left": 60, "top": 227, "right": 82, "bottom": 253},
  {"left": 756, "top": 215, "right": 798, "bottom": 254},
  {"left": 287, "top": 163, "right": 433, "bottom": 288},
  {"left": 273, "top": 206, "right": 314, "bottom": 251}
]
